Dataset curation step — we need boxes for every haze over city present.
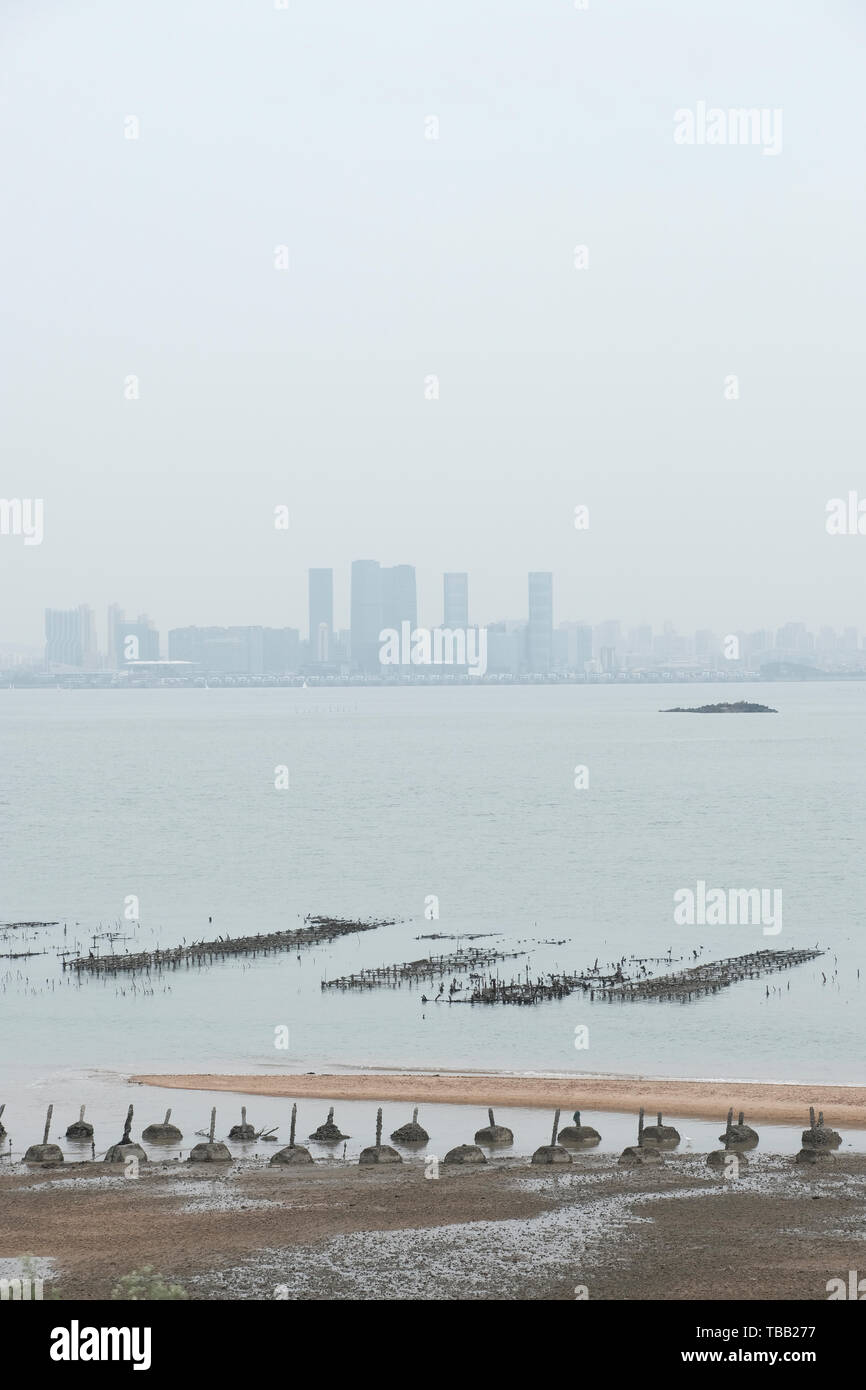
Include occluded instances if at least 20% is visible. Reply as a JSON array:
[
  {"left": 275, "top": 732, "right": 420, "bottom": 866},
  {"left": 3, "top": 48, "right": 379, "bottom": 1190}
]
[{"left": 2, "top": 0, "right": 866, "bottom": 650}]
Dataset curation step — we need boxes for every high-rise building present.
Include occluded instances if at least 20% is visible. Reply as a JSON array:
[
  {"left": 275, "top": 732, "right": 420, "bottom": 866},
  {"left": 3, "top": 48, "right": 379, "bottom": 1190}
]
[
  {"left": 116, "top": 614, "right": 159, "bottom": 666},
  {"left": 308, "top": 569, "right": 334, "bottom": 662},
  {"left": 558, "top": 621, "right": 592, "bottom": 673},
  {"left": 350, "top": 560, "right": 382, "bottom": 673},
  {"left": 527, "top": 572, "right": 553, "bottom": 672},
  {"left": 443, "top": 572, "right": 469, "bottom": 629},
  {"left": 106, "top": 604, "right": 124, "bottom": 669},
  {"left": 81, "top": 605, "right": 99, "bottom": 668},
  {"left": 45, "top": 606, "right": 97, "bottom": 669},
  {"left": 575, "top": 623, "right": 592, "bottom": 672},
  {"left": 381, "top": 565, "right": 417, "bottom": 631}
]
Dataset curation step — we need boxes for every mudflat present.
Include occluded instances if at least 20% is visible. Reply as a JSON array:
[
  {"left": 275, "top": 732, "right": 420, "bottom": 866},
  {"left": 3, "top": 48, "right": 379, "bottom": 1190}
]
[{"left": 5, "top": 1152, "right": 864, "bottom": 1300}]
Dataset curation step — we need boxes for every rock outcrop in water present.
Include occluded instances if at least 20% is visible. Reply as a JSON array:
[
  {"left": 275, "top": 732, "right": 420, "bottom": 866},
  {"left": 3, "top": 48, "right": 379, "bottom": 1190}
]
[{"left": 661, "top": 701, "right": 777, "bottom": 713}]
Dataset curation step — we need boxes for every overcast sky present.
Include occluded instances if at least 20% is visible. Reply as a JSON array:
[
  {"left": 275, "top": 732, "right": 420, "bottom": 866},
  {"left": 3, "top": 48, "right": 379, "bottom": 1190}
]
[{"left": 2, "top": 0, "right": 865, "bottom": 646}]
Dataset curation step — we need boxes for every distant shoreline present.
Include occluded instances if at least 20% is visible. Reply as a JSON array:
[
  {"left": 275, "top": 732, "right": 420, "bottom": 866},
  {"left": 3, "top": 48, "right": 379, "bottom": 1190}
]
[{"left": 131, "top": 1071, "right": 866, "bottom": 1128}]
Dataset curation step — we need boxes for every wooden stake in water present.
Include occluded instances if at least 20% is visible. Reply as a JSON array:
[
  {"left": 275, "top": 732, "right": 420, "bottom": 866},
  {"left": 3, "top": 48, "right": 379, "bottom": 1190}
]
[
  {"left": 375, "top": 1108, "right": 383, "bottom": 1147},
  {"left": 738, "top": 1111, "right": 745, "bottom": 1127},
  {"left": 551, "top": 1108, "right": 561, "bottom": 1146},
  {"left": 657, "top": 1112, "right": 663, "bottom": 1128},
  {"left": 488, "top": 1108, "right": 495, "bottom": 1128},
  {"left": 638, "top": 1107, "right": 645, "bottom": 1146},
  {"left": 164, "top": 1109, "right": 172, "bottom": 1124},
  {"left": 413, "top": 1108, "right": 419, "bottom": 1124},
  {"left": 43, "top": 1104, "right": 53, "bottom": 1145},
  {"left": 78, "top": 1106, "right": 86, "bottom": 1123},
  {"left": 289, "top": 1104, "right": 297, "bottom": 1148},
  {"left": 725, "top": 1107, "right": 734, "bottom": 1143},
  {"left": 122, "top": 1106, "right": 133, "bottom": 1144},
  {"left": 209, "top": 1107, "right": 216, "bottom": 1143},
  {"left": 241, "top": 1107, "right": 247, "bottom": 1127}
]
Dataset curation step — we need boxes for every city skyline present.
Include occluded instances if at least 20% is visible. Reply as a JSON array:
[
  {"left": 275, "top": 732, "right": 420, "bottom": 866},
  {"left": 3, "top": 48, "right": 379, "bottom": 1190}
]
[{"left": 19, "top": 560, "right": 866, "bottom": 677}]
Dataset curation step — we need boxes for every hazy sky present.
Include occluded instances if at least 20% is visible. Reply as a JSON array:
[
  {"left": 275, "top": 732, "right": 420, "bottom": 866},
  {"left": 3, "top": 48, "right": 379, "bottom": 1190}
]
[{"left": 2, "top": 0, "right": 865, "bottom": 646}]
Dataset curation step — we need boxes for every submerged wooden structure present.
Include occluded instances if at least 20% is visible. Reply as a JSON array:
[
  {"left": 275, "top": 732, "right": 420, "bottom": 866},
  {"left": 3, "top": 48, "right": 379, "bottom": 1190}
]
[
  {"left": 322, "top": 946, "right": 525, "bottom": 992},
  {"left": 65, "top": 916, "right": 392, "bottom": 976},
  {"left": 468, "top": 948, "right": 823, "bottom": 1007}
]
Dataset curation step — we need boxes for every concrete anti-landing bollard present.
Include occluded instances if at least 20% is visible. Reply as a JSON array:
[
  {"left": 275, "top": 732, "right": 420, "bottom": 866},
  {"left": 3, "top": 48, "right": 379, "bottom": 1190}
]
[
  {"left": 142, "top": 1108, "right": 183, "bottom": 1142},
  {"left": 619, "top": 1108, "right": 663, "bottom": 1166},
  {"left": 228, "top": 1106, "right": 256, "bottom": 1141},
  {"left": 65, "top": 1105, "right": 94, "bottom": 1140},
  {"left": 531, "top": 1108, "right": 572, "bottom": 1165},
  {"left": 390, "top": 1107, "right": 429, "bottom": 1144},
  {"left": 271, "top": 1104, "right": 314, "bottom": 1166},
  {"left": 706, "top": 1148, "right": 749, "bottom": 1171},
  {"left": 24, "top": 1104, "right": 64, "bottom": 1164},
  {"left": 309, "top": 1107, "right": 349, "bottom": 1142},
  {"left": 359, "top": 1108, "right": 402, "bottom": 1165},
  {"left": 718, "top": 1108, "right": 759, "bottom": 1150},
  {"left": 188, "top": 1106, "right": 231, "bottom": 1163},
  {"left": 443, "top": 1144, "right": 487, "bottom": 1165},
  {"left": 558, "top": 1110, "right": 601, "bottom": 1147},
  {"left": 640, "top": 1111, "right": 681, "bottom": 1148},
  {"left": 474, "top": 1108, "right": 513, "bottom": 1146},
  {"left": 801, "top": 1107, "right": 841, "bottom": 1150},
  {"left": 105, "top": 1104, "right": 147, "bottom": 1164}
]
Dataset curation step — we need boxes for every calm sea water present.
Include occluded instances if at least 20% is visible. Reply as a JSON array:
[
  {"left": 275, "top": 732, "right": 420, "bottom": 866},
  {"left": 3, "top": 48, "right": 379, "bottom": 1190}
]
[{"left": 2, "top": 683, "right": 864, "bottom": 1089}]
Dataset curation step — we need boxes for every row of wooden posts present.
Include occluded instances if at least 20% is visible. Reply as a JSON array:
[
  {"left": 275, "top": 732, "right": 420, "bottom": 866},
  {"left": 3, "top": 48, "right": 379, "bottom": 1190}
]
[
  {"left": 63, "top": 916, "right": 394, "bottom": 977},
  {"left": 1, "top": 1101, "right": 843, "bottom": 1170}
]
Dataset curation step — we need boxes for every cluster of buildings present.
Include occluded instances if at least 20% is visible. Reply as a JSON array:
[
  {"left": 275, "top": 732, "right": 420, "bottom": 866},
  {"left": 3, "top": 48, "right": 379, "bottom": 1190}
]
[{"left": 29, "top": 567, "right": 866, "bottom": 682}]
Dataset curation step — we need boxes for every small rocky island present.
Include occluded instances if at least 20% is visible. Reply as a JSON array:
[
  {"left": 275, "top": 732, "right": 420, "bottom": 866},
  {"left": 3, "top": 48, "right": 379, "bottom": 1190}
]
[{"left": 661, "top": 701, "right": 777, "bottom": 714}]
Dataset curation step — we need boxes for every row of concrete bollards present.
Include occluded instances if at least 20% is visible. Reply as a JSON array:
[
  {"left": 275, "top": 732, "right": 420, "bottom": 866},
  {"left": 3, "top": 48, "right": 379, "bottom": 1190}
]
[{"left": 5, "top": 1100, "right": 845, "bottom": 1170}]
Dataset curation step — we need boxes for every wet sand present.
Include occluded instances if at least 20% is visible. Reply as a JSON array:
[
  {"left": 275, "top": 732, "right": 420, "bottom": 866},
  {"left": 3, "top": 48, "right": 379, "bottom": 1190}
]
[
  {"left": 132, "top": 1071, "right": 866, "bottom": 1127},
  {"left": 5, "top": 1152, "right": 865, "bottom": 1300}
]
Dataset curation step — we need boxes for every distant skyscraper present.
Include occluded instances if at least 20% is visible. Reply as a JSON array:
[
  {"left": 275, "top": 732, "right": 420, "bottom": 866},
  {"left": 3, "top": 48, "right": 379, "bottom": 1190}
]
[
  {"left": 527, "top": 573, "right": 553, "bottom": 672},
  {"left": 308, "top": 569, "right": 333, "bottom": 662},
  {"left": 45, "top": 606, "right": 95, "bottom": 669},
  {"left": 116, "top": 614, "right": 159, "bottom": 666},
  {"left": 106, "top": 604, "right": 124, "bottom": 669},
  {"left": 443, "top": 573, "right": 469, "bottom": 629},
  {"left": 559, "top": 621, "right": 592, "bottom": 673},
  {"left": 350, "top": 560, "right": 382, "bottom": 673},
  {"left": 80, "top": 605, "right": 98, "bottom": 668},
  {"left": 381, "top": 565, "right": 417, "bottom": 632}
]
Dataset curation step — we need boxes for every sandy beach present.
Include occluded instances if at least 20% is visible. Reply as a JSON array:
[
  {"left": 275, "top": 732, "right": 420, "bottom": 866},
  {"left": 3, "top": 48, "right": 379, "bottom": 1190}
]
[{"left": 131, "top": 1071, "right": 866, "bottom": 1127}]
